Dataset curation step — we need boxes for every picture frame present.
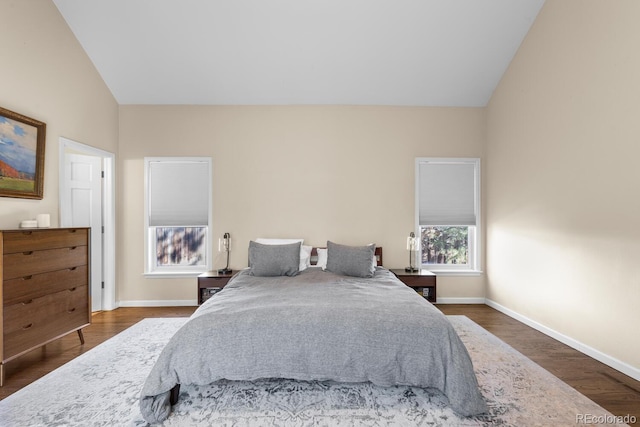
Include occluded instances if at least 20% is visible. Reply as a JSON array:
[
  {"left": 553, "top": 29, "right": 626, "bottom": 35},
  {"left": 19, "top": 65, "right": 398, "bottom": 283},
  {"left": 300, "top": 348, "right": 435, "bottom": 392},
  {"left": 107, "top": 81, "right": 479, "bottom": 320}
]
[{"left": 0, "top": 106, "right": 46, "bottom": 199}]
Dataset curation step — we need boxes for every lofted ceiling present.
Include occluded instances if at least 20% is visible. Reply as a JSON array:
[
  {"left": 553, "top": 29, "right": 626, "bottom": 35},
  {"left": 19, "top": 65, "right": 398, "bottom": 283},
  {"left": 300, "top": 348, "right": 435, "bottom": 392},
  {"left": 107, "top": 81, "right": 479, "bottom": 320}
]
[{"left": 53, "top": 0, "right": 545, "bottom": 106}]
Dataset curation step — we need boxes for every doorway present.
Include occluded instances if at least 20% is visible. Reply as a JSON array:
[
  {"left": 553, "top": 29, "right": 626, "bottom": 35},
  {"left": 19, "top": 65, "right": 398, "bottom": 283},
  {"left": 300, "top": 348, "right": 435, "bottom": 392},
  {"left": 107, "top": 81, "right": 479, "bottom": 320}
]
[{"left": 59, "top": 137, "right": 116, "bottom": 311}]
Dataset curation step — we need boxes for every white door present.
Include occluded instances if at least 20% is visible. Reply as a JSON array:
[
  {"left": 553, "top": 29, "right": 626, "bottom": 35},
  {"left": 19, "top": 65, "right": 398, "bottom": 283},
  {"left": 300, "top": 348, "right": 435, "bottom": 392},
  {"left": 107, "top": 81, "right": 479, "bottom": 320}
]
[{"left": 61, "top": 153, "right": 103, "bottom": 312}]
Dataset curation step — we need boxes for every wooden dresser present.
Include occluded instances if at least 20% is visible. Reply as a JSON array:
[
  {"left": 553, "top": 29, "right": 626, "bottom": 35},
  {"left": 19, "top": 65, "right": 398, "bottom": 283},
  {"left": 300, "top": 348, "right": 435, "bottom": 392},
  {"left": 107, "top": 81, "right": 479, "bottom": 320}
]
[{"left": 0, "top": 228, "right": 91, "bottom": 386}]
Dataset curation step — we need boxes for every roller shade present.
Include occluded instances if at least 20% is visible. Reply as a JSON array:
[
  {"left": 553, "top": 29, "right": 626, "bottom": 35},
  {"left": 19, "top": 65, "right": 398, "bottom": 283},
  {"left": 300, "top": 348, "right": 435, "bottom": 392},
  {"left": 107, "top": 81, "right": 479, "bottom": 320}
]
[
  {"left": 418, "top": 160, "right": 477, "bottom": 226},
  {"left": 148, "top": 160, "right": 210, "bottom": 226}
]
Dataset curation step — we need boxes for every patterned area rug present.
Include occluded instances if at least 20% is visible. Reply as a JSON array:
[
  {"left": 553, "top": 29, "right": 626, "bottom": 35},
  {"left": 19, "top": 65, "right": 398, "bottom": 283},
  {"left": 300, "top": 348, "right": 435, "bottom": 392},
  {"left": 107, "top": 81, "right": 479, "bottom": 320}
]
[{"left": 0, "top": 316, "right": 626, "bottom": 426}]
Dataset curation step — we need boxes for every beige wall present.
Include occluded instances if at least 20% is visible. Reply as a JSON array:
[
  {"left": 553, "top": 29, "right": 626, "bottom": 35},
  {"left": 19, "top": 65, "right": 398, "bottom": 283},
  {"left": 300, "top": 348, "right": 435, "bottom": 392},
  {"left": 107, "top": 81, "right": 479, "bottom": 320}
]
[
  {"left": 118, "top": 106, "right": 486, "bottom": 303},
  {"left": 487, "top": 0, "right": 640, "bottom": 375},
  {"left": 0, "top": 0, "right": 118, "bottom": 229}
]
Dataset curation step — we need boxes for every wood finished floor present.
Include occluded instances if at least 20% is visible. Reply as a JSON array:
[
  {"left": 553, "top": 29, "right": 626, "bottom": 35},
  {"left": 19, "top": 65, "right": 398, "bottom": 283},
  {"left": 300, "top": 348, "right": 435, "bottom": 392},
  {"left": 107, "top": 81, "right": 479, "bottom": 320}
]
[{"left": 1, "top": 304, "right": 638, "bottom": 421}]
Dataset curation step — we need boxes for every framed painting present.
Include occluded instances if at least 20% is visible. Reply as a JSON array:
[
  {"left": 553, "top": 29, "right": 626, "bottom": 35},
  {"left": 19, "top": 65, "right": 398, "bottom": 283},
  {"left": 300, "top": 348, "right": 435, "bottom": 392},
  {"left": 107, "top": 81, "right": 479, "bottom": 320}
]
[{"left": 0, "top": 106, "right": 46, "bottom": 199}]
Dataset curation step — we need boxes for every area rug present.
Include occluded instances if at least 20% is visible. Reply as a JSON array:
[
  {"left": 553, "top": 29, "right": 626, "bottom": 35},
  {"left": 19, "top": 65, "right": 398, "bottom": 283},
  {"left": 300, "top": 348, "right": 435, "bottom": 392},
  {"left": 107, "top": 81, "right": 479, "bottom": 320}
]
[{"left": 0, "top": 316, "right": 627, "bottom": 426}]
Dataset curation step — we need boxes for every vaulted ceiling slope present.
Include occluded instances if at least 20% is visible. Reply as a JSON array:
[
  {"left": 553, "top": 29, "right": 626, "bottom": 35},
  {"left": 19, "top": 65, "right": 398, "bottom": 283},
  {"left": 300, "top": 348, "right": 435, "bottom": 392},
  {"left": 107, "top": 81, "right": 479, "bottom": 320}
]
[{"left": 53, "top": 0, "right": 545, "bottom": 106}]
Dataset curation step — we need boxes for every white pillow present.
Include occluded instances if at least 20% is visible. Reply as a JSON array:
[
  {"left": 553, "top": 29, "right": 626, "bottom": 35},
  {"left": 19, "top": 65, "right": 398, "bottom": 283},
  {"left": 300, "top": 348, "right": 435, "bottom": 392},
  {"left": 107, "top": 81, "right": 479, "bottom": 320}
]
[
  {"left": 316, "top": 248, "right": 328, "bottom": 270},
  {"left": 300, "top": 245, "right": 312, "bottom": 269},
  {"left": 368, "top": 243, "right": 378, "bottom": 269},
  {"left": 255, "top": 238, "right": 311, "bottom": 271}
]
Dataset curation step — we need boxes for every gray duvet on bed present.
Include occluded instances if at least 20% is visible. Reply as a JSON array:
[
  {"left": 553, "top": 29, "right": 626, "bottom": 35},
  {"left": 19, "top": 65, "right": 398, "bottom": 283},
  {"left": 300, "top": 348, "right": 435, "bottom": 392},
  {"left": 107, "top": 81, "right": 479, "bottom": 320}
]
[{"left": 139, "top": 267, "right": 487, "bottom": 423}]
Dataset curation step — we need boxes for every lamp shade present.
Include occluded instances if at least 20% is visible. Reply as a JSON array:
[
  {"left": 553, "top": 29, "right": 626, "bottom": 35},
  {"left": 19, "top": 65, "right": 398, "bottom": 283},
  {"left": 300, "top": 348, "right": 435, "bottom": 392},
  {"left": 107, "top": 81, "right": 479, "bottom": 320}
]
[{"left": 406, "top": 233, "right": 418, "bottom": 251}]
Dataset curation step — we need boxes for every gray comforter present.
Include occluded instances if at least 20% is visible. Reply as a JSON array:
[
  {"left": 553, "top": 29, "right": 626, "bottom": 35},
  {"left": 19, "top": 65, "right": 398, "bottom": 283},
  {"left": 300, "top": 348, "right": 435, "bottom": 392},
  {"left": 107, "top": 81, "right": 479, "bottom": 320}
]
[{"left": 139, "top": 267, "right": 487, "bottom": 423}]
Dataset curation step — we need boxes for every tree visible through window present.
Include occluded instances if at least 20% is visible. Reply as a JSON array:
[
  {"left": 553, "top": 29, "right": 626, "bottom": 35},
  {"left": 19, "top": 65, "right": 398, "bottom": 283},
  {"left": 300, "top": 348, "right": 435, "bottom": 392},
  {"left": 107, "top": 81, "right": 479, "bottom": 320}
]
[
  {"left": 421, "top": 226, "right": 469, "bottom": 265},
  {"left": 155, "top": 227, "right": 207, "bottom": 267}
]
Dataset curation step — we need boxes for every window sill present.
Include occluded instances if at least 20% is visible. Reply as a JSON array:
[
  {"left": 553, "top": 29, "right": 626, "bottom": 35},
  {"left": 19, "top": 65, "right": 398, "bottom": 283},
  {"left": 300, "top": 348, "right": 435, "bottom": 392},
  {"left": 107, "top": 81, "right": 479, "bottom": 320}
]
[
  {"left": 423, "top": 269, "right": 483, "bottom": 277},
  {"left": 144, "top": 271, "right": 204, "bottom": 279}
]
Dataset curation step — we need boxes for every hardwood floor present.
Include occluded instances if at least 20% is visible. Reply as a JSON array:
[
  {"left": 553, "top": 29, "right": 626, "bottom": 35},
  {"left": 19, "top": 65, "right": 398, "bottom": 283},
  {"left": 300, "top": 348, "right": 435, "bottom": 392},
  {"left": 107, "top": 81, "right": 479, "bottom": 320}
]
[{"left": 1, "top": 304, "right": 638, "bottom": 421}]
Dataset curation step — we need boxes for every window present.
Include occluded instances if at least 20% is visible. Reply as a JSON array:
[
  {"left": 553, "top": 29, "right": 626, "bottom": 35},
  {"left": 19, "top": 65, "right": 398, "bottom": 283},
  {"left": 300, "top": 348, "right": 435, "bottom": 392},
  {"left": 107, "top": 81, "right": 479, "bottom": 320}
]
[
  {"left": 144, "top": 157, "right": 212, "bottom": 276},
  {"left": 415, "top": 158, "right": 480, "bottom": 273}
]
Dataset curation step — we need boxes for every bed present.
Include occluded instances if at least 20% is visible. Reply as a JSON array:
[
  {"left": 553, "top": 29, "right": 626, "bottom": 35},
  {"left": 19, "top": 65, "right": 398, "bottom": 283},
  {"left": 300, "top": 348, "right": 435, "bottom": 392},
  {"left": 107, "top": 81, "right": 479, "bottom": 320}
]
[{"left": 139, "top": 241, "right": 487, "bottom": 423}]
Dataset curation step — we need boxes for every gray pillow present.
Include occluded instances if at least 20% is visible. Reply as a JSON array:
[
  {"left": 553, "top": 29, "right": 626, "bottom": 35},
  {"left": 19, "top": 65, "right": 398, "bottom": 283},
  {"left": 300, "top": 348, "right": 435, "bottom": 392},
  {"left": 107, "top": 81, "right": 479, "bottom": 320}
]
[
  {"left": 325, "top": 241, "right": 376, "bottom": 278},
  {"left": 249, "top": 241, "right": 301, "bottom": 277}
]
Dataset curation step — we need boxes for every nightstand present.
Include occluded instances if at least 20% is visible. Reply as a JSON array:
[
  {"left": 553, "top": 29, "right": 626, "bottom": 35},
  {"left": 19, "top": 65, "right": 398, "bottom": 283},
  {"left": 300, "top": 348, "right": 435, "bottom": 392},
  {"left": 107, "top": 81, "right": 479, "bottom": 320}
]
[
  {"left": 197, "top": 270, "right": 237, "bottom": 305},
  {"left": 390, "top": 269, "right": 437, "bottom": 303}
]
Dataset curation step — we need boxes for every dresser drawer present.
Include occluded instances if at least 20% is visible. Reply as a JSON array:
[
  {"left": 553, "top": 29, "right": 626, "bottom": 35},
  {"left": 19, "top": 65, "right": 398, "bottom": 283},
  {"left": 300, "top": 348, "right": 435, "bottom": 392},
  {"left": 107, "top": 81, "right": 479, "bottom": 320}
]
[
  {"left": 2, "top": 246, "right": 88, "bottom": 280},
  {"left": 2, "top": 286, "right": 89, "bottom": 359},
  {"left": 3, "top": 265, "right": 89, "bottom": 307},
  {"left": 2, "top": 228, "right": 88, "bottom": 254}
]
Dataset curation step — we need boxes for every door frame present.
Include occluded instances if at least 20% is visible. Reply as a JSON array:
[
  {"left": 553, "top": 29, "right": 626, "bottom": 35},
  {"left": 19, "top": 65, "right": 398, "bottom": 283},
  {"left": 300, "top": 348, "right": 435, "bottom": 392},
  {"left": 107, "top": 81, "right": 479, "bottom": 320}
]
[{"left": 59, "top": 137, "right": 116, "bottom": 311}]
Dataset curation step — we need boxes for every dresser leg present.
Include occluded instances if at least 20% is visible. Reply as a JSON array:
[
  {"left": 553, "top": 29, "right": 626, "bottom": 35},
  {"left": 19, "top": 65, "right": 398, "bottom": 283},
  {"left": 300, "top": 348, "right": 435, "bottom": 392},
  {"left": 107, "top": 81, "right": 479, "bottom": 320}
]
[
  {"left": 77, "top": 329, "right": 85, "bottom": 345},
  {"left": 1, "top": 363, "right": 4, "bottom": 387}
]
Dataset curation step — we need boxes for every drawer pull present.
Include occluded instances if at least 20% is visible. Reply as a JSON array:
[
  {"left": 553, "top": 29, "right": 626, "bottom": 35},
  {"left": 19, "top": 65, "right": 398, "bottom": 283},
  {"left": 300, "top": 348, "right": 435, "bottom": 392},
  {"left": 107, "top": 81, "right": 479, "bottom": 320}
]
[
  {"left": 69, "top": 229, "right": 77, "bottom": 233},
  {"left": 21, "top": 231, "right": 33, "bottom": 235},
  {"left": 22, "top": 299, "right": 33, "bottom": 305},
  {"left": 23, "top": 323, "right": 33, "bottom": 330},
  {"left": 70, "top": 246, "right": 78, "bottom": 250},
  {"left": 23, "top": 251, "right": 34, "bottom": 256},
  {"left": 67, "top": 307, "right": 77, "bottom": 313},
  {"left": 69, "top": 287, "right": 77, "bottom": 292},
  {"left": 69, "top": 267, "right": 77, "bottom": 271},
  {"left": 22, "top": 275, "right": 33, "bottom": 281}
]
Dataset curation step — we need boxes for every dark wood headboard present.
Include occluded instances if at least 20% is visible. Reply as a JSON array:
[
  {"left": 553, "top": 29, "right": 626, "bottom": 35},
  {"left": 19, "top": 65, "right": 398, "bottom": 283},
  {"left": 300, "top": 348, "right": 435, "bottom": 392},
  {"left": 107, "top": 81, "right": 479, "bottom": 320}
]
[{"left": 310, "top": 247, "right": 383, "bottom": 266}]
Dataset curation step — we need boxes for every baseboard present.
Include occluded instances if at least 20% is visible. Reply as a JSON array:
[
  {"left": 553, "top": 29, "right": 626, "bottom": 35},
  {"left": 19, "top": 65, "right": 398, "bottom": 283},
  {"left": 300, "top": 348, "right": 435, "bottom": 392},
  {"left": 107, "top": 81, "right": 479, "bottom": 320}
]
[
  {"left": 485, "top": 299, "right": 640, "bottom": 382},
  {"left": 101, "top": 301, "right": 119, "bottom": 311},
  {"left": 436, "top": 297, "right": 486, "bottom": 304},
  {"left": 118, "top": 299, "right": 198, "bottom": 307}
]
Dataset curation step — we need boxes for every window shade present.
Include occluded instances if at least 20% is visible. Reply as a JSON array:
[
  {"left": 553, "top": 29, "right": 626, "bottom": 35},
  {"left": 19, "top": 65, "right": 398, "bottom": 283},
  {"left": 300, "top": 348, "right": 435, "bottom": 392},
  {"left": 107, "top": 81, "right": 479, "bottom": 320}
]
[
  {"left": 148, "top": 160, "right": 210, "bottom": 226},
  {"left": 418, "top": 161, "right": 477, "bottom": 226}
]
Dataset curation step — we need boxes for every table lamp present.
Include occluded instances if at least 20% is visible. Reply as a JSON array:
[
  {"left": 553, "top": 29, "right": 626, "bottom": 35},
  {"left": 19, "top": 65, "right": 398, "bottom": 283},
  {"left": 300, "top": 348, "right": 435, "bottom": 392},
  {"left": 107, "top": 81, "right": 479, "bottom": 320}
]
[
  {"left": 405, "top": 231, "right": 419, "bottom": 272},
  {"left": 218, "top": 232, "right": 232, "bottom": 274}
]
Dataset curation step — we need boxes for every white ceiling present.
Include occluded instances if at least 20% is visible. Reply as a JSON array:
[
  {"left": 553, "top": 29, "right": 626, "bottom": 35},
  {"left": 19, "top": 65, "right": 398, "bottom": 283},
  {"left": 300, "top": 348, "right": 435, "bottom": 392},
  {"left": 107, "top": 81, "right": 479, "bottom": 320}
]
[{"left": 53, "top": 0, "right": 545, "bottom": 106}]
